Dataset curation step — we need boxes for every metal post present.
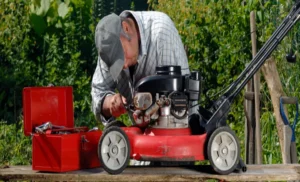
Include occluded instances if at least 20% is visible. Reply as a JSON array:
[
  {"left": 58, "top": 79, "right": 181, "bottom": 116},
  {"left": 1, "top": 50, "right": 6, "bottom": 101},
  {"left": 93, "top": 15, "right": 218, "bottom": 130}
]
[
  {"left": 250, "top": 11, "right": 262, "bottom": 164},
  {"left": 245, "top": 82, "right": 255, "bottom": 164}
]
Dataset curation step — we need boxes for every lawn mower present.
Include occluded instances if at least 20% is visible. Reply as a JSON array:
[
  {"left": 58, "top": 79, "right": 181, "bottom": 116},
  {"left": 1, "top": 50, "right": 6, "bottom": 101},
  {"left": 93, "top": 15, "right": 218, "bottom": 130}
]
[{"left": 98, "top": 1, "right": 300, "bottom": 175}]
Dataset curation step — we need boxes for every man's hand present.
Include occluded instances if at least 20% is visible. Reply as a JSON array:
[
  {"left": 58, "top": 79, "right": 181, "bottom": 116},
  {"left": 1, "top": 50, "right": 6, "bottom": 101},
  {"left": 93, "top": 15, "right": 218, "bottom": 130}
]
[{"left": 103, "top": 94, "right": 127, "bottom": 118}]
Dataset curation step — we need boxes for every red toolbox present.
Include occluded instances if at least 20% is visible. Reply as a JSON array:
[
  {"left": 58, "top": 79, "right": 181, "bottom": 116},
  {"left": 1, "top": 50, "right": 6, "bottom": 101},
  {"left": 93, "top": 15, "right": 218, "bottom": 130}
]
[{"left": 23, "top": 86, "right": 102, "bottom": 172}]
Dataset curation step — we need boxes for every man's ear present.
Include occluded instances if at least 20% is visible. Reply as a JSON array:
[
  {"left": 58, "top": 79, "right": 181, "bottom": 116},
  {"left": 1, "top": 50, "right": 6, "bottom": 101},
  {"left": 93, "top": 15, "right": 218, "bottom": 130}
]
[{"left": 121, "top": 21, "right": 131, "bottom": 34}]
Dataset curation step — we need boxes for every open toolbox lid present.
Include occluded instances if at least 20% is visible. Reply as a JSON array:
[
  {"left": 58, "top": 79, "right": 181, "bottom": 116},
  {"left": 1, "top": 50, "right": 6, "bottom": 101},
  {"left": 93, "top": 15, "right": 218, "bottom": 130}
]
[{"left": 22, "top": 86, "right": 74, "bottom": 136}]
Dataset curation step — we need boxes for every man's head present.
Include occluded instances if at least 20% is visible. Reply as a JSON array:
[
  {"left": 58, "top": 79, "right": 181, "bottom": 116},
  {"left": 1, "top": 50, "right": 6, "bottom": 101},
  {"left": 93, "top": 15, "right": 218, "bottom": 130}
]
[{"left": 95, "top": 13, "right": 139, "bottom": 81}]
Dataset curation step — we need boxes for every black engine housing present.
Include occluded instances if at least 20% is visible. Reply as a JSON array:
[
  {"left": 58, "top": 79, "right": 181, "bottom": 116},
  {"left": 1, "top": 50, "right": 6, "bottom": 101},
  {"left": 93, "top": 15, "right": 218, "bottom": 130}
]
[{"left": 134, "top": 66, "right": 201, "bottom": 102}]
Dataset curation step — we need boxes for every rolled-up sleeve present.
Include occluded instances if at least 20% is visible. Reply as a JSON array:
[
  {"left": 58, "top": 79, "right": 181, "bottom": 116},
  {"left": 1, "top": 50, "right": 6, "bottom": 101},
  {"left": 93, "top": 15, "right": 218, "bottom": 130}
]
[{"left": 91, "top": 56, "right": 116, "bottom": 123}]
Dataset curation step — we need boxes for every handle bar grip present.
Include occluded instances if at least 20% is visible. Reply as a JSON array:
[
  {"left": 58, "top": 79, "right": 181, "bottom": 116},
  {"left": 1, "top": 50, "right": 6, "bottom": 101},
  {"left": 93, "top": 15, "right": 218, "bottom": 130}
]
[{"left": 280, "top": 96, "right": 298, "bottom": 105}]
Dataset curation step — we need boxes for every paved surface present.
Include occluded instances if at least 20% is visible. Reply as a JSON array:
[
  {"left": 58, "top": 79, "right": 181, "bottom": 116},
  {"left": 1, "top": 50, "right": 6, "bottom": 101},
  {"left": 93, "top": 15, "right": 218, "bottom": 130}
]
[{"left": 1, "top": 164, "right": 300, "bottom": 181}]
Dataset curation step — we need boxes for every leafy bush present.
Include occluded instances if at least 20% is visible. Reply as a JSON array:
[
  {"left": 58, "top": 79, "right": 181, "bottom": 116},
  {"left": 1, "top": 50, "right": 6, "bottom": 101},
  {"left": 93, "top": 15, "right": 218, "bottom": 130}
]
[
  {"left": 29, "top": 0, "right": 97, "bottom": 127},
  {"left": 0, "top": 120, "right": 32, "bottom": 165}
]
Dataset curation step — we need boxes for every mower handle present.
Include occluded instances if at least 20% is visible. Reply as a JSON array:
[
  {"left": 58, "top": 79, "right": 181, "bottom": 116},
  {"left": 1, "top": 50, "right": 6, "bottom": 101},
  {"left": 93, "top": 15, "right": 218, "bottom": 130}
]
[
  {"left": 224, "top": 1, "right": 300, "bottom": 102},
  {"left": 205, "top": 1, "right": 300, "bottom": 132}
]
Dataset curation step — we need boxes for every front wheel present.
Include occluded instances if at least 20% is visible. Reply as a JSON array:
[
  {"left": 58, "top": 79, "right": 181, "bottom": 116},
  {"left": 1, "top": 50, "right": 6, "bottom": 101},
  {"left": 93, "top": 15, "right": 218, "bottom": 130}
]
[
  {"left": 98, "top": 126, "right": 130, "bottom": 174},
  {"left": 207, "top": 126, "right": 240, "bottom": 175}
]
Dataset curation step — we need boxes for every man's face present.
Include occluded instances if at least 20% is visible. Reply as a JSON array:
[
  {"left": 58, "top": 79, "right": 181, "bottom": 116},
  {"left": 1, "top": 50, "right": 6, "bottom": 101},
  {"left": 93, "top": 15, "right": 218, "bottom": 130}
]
[
  {"left": 120, "top": 35, "right": 138, "bottom": 69},
  {"left": 120, "top": 20, "right": 139, "bottom": 69}
]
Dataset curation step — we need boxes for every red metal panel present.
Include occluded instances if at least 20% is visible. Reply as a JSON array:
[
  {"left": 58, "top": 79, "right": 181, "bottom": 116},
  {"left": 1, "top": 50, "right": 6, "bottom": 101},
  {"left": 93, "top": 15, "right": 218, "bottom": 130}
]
[
  {"left": 60, "top": 134, "right": 82, "bottom": 171},
  {"left": 81, "top": 131, "right": 102, "bottom": 169},
  {"left": 32, "top": 131, "right": 102, "bottom": 172},
  {"left": 32, "top": 134, "right": 81, "bottom": 172},
  {"left": 23, "top": 87, "right": 74, "bottom": 136},
  {"left": 124, "top": 127, "right": 207, "bottom": 162},
  {"left": 32, "top": 134, "right": 62, "bottom": 171},
  {"left": 144, "top": 127, "right": 192, "bottom": 136}
]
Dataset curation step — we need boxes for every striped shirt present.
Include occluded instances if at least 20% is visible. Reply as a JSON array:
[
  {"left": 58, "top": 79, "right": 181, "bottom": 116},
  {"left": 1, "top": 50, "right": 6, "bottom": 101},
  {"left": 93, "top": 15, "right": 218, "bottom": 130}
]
[{"left": 91, "top": 10, "right": 190, "bottom": 123}]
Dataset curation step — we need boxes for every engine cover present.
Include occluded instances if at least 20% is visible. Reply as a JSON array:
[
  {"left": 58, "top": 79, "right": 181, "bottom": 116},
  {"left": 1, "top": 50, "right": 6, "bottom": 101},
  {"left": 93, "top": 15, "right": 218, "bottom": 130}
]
[
  {"left": 132, "top": 65, "right": 202, "bottom": 129},
  {"left": 135, "top": 75, "right": 184, "bottom": 96}
]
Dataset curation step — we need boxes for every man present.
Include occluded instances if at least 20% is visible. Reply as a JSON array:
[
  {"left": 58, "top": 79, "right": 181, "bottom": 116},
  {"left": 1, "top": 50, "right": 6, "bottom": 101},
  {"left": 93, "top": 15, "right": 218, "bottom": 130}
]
[{"left": 91, "top": 10, "right": 190, "bottom": 125}]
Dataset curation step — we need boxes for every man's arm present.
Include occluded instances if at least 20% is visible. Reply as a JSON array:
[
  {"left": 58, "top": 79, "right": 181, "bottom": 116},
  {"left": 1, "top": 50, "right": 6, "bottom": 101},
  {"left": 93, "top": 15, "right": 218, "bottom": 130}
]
[
  {"left": 91, "top": 57, "right": 117, "bottom": 123},
  {"left": 91, "top": 57, "right": 128, "bottom": 123}
]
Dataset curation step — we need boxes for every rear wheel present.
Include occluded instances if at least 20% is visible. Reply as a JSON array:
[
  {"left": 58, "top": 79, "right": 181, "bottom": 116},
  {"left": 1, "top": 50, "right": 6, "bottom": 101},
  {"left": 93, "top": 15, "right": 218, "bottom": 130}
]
[
  {"left": 207, "top": 126, "right": 240, "bottom": 175},
  {"left": 98, "top": 126, "right": 130, "bottom": 174}
]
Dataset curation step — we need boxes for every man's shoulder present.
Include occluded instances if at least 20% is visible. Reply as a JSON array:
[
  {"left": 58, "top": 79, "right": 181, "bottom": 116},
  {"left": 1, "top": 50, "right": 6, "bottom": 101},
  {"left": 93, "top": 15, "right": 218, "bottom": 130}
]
[
  {"left": 120, "top": 10, "right": 169, "bottom": 17},
  {"left": 121, "top": 10, "right": 172, "bottom": 24}
]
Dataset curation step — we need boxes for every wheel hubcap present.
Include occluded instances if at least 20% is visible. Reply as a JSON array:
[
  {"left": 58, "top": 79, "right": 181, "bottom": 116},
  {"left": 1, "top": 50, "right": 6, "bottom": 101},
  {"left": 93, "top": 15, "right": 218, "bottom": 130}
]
[
  {"left": 110, "top": 145, "right": 119, "bottom": 156},
  {"left": 221, "top": 146, "right": 228, "bottom": 155}
]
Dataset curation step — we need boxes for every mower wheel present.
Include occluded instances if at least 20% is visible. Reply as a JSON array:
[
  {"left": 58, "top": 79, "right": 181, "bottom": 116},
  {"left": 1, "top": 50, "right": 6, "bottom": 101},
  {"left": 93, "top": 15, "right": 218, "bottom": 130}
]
[
  {"left": 98, "top": 126, "right": 130, "bottom": 175},
  {"left": 207, "top": 126, "right": 240, "bottom": 175}
]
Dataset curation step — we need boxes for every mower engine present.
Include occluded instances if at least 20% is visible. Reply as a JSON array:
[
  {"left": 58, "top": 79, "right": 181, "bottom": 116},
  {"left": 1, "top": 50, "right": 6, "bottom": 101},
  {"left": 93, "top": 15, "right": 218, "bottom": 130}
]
[{"left": 132, "top": 66, "right": 201, "bottom": 128}]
